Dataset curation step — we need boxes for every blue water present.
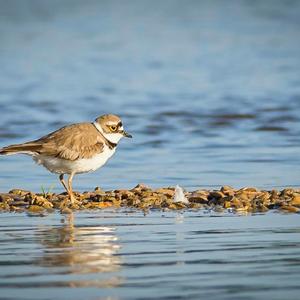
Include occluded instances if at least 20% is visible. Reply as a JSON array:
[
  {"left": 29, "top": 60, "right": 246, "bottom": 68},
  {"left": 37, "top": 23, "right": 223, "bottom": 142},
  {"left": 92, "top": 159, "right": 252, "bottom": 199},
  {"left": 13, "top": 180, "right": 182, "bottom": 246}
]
[
  {"left": 0, "top": 1, "right": 300, "bottom": 299},
  {"left": 0, "top": 211, "right": 300, "bottom": 300},
  {"left": 0, "top": 0, "right": 300, "bottom": 192}
]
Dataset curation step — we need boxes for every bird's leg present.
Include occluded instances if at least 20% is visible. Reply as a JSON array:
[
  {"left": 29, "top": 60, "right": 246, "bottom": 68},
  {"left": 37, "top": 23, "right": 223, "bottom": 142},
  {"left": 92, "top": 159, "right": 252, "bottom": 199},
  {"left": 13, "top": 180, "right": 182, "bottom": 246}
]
[
  {"left": 68, "top": 172, "right": 80, "bottom": 206},
  {"left": 59, "top": 174, "right": 72, "bottom": 208},
  {"left": 67, "top": 172, "right": 75, "bottom": 203},
  {"left": 59, "top": 174, "right": 69, "bottom": 193}
]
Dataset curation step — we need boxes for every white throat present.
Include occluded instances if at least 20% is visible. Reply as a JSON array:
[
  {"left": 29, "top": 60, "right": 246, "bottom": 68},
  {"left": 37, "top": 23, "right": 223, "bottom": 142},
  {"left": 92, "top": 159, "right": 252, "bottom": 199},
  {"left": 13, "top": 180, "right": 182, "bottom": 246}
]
[{"left": 93, "top": 122, "right": 123, "bottom": 144}]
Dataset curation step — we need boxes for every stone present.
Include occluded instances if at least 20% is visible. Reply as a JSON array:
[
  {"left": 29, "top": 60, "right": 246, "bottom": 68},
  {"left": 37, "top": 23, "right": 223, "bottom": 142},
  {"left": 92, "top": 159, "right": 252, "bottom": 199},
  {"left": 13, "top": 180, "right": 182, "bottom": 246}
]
[
  {"left": 280, "top": 205, "right": 300, "bottom": 213},
  {"left": 209, "top": 191, "right": 225, "bottom": 199},
  {"left": 290, "top": 195, "right": 300, "bottom": 207},
  {"left": 27, "top": 205, "right": 45, "bottom": 213},
  {"left": 155, "top": 188, "right": 175, "bottom": 197},
  {"left": 220, "top": 186, "right": 235, "bottom": 196}
]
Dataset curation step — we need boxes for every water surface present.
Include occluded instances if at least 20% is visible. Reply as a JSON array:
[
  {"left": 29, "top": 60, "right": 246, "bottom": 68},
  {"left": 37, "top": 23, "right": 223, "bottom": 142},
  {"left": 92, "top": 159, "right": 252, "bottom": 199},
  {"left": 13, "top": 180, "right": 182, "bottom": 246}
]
[
  {"left": 0, "top": 0, "right": 300, "bottom": 192},
  {"left": 0, "top": 211, "right": 300, "bottom": 300}
]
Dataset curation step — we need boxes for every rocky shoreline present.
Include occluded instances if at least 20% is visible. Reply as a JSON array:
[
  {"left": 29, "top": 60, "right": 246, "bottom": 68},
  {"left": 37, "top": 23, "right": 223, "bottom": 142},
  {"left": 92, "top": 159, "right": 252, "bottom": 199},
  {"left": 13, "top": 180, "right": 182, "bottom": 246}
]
[{"left": 0, "top": 184, "right": 300, "bottom": 214}]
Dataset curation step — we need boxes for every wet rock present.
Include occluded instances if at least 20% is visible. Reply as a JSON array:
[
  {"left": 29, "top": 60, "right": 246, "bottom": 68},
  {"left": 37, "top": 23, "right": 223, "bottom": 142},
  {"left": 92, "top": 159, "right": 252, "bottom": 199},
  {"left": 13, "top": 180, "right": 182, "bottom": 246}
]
[
  {"left": 231, "top": 197, "right": 243, "bottom": 208},
  {"left": 115, "top": 190, "right": 135, "bottom": 200},
  {"left": 220, "top": 186, "right": 235, "bottom": 196},
  {"left": 214, "top": 205, "right": 225, "bottom": 213},
  {"left": 10, "top": 206, "right": 25, "bottom": 213},
  {"left": 9, "top": 189, "right": 31, "bottom": 196},
  {"left": 27, "top": 205, "right": 45, "bottom": 213},
  {"left": 241, "top": 187, "right": 258, "bottom": 192},
  {"left": 94, "top": 186, "right": 106, "bottom": 194},
  {"left": 0, "top": 202, "right": 10, "bottom": 211},
  {"left": 168, "top": 202, "right": 186, "bottom": 210},
  {"left": 280, "top": 205, "right": 300, "bottom": 213},
  {"left": 31, "top": 195, "right": 53, "bottom": 209},
  {"left": 0, "top": 193, "right": 14, "bottom": 203},
  {"left": 236, "top": 190, "right": 258, "bottom": 202},
  {"left": 131, "top": 183, "right": 151, "bottom": 192},
  {"left": 290, "top": 195, "right": 300, "bottom": 207},
  {"left": 188, "top": 202, "right": 203, "bottom": 209},
  {"left": 280, "top": 189, "right": 295, "bottom": 198},
  {"left": 155, "top": 188, "right": 174, "bottom": 197},
  {"left": 209, "top": 191, "right": 225, "bottom": 199},
  {"left": 189, "top": 190, "right": 209, "bottom": 203}
]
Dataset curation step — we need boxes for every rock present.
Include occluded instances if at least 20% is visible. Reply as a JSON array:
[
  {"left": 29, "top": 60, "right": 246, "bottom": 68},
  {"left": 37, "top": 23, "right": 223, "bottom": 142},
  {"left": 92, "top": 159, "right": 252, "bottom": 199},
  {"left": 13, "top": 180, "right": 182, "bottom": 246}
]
[
  {"left": 209, "top": 191, "right": 225, "bottom": 199},
  {"left": 224, "top": 200, "right": 232, "bottom": 208},
  {"left": 280, "top": 205, "right": 300, "bottom": 213},
  {"left": 97, "top": 202, "right": 113, "bottom": 208},
  {"left": 241, "top": 187, "right": 258, "bottom": 192},
  {"left": 281, "top": 189, "right": 295, "bottom": 198},
  {"left": 235, "top": 207, "right": 249, "bottom": 214},
  {"left": 27, "top": 205, "right": 45, "bottom": 213},
  {"left": 115, "top": 190, "right": 135, "bottom": 200},
  {"left": 270, "top": 190, "right": 279, "bottom": 201},
  {"left": 94, "top": 186, "right": 106, "bottom": 194},
  {"left": 231, "top": 197, "right": 243, "bottom": 208},
  {"left": 132, "top": 183, "right": 151, "bottom": 192},
  {"left": 31, "top": 195, "right": 53, "bottom": 209},
  {"left": 214, "top": 205, "right": 224, "bottom": 213},
  {"left": 290, "top": 195, "right": 300, "bottom": 207},
  {"left": 0, "top": 202, "right": 10, "bottom": 211},
  {"left": 189, "top": 190, "right": 209, "bottom": 203},
  {"left": 9, "top": 189, "right": 31, "bottom": 196},
  {"left": 168, "top": 202, "right": 186, "bottom": 210},
  {"left": 0, "top": 193, "right": 14, "bottom": 203},
  {"left": 220, "top": 186, "right": 235, "bottom": 196},
  {"left": 10, "top": 206, "right": 25, "bottom": 213},
  {"left": 155, "top": 188, "right": 174, "bottom": 197},
  {"left": 189, "top": 203, "right": 202, "bottom": 209},
  {"left": 236, "top": 190, "right": 258, "bottom": 202}
]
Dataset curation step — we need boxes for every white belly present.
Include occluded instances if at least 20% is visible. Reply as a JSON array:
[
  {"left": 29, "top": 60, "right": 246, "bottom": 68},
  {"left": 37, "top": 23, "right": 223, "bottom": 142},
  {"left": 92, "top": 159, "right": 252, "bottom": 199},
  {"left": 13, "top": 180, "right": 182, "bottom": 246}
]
[{"left": 32, "top": 147, "right": 115, "bottom": 175}]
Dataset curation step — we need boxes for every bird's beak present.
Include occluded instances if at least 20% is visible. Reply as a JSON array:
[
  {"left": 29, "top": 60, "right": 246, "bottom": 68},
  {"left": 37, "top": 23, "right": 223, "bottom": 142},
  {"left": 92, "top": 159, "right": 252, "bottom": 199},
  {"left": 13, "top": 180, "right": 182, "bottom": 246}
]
[{"left": 122, "top": 130, "right": 132, "bottom": 138}]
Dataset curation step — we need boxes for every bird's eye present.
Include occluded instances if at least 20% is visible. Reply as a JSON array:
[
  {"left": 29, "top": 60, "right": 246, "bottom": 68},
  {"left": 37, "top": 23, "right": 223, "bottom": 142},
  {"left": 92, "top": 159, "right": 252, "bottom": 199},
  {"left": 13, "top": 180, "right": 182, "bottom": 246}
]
[{"left": 110, "top": 125, "right": 117, "bottom": 132}]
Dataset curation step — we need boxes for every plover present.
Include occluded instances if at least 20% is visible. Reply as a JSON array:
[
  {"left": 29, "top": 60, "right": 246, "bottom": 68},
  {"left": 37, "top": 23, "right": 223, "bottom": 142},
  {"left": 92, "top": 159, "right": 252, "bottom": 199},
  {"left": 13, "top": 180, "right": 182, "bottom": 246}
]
[{"left": 0, "top": 114, "right": 132, "bottom": 205}]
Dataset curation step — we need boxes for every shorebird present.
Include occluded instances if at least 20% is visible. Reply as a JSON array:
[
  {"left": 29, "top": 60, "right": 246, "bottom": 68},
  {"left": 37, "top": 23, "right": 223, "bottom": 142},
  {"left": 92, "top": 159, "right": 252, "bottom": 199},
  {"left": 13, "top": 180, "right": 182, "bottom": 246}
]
[{"left": 0, "top": 114, "right": 132, "bottom": 206}]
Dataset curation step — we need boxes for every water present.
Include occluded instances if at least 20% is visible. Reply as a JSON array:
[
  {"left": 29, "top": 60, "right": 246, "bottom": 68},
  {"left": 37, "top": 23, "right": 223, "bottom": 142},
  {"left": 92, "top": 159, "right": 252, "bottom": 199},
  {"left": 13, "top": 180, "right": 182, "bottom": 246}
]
[
  {"left": 0, "top": 1, "right": 300, "bottom": 299},
  {"left": 0, "top": 0, "right": 300, "bottom": 192},
  {"left": 0, "top": 211, "right": 299, "bottom": 300}
]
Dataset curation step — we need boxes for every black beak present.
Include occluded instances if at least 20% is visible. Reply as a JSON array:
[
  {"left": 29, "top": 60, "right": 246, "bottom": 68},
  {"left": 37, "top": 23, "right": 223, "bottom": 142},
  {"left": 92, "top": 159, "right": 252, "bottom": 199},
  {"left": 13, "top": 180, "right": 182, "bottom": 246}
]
[{"left": 122, "top": 130, "right": 132, "bottom": 138}]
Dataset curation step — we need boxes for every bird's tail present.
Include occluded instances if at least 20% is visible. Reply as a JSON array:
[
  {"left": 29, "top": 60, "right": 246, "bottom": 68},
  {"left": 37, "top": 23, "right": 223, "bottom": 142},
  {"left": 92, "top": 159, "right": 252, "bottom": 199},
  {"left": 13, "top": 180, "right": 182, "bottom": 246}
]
[{"left": 0, "top": 143, "right": 41, "bottom": 155}]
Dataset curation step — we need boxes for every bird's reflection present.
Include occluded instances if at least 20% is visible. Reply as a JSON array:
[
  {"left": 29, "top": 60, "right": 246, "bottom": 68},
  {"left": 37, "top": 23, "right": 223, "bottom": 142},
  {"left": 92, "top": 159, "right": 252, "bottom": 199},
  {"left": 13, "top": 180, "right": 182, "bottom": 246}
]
[{"left": 35, "top": 213, "right": 123, "bottom": 287}]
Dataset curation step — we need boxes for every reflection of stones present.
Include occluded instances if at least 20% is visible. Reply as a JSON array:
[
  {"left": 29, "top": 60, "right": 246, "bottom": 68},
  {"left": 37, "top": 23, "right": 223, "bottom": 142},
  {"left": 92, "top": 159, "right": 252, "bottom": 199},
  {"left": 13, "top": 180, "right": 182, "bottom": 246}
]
[{"left": 36, "top": 214, "right": 123, "bottom": 288}]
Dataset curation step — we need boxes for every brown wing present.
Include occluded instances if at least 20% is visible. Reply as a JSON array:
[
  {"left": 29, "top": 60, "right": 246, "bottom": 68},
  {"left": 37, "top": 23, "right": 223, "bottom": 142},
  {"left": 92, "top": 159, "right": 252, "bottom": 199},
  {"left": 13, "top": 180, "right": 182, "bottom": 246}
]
[
  {"left": 34, "top": 123, "right": 105, "bottom": 160},
  {"left": 0, "top": 123, "right": 105, "bottom": 160}
]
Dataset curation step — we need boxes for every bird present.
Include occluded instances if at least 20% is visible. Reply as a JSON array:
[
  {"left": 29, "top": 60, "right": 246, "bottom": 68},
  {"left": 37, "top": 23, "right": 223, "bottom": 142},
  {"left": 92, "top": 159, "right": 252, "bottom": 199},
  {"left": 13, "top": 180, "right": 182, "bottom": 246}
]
[{"left": 0, "top": 114, "right": 132, "bottom": 206}]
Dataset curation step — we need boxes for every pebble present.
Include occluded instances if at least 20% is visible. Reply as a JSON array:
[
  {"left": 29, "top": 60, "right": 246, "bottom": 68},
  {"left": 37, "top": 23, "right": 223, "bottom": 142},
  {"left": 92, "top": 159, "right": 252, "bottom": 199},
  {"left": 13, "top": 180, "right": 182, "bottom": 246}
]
[
  {"left": 0, "top": 184, "right": 300, "bottom": 214},
  {"left": 290, "top": 195, "right": 300, "bottom": 207}
]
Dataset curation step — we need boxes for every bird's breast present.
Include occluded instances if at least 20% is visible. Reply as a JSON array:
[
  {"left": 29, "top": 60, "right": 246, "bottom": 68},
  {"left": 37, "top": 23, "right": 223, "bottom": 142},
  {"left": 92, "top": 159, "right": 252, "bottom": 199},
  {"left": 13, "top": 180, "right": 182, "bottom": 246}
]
[{"left": 33, "top": 146, "right": 116, "bottom": 174}]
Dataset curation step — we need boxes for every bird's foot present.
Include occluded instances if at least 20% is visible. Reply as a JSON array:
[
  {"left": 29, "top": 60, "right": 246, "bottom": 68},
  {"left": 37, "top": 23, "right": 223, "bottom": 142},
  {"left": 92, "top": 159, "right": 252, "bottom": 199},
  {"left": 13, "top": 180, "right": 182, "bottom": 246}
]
[
  {"left": 69, "top": 195, "right": 81, "bottom": 209},
  {"left": 59, "top": 194, "right": 81, "bottom": 210}
]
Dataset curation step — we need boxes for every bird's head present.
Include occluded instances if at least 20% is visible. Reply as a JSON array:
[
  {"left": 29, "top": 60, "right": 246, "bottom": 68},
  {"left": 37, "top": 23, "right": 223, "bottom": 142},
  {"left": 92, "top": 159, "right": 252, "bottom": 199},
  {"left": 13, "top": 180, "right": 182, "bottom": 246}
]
[{"left": 94, "top": 114, "right": 132, "bottom": 144}]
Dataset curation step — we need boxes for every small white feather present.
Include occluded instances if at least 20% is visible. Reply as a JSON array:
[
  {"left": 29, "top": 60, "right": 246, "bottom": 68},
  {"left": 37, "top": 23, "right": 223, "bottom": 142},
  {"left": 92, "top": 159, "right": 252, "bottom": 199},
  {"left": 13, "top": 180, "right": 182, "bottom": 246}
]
[{"left": 173, "top": 185, "right": 189, "bottom": 204}]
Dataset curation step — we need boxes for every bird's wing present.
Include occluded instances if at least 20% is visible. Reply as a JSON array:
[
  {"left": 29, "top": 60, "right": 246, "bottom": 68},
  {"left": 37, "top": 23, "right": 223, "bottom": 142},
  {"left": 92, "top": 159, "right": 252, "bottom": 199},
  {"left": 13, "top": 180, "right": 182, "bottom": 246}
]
[{"left": 32, "top": 123, "right": 105, "bottom": 160}]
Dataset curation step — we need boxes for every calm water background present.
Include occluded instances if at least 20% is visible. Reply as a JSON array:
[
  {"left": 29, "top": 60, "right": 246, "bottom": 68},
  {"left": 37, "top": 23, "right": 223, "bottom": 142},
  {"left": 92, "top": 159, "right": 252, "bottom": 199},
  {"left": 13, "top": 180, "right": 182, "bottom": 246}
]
[{"left": 0, "top": 1, "right": 300, "bottom": 299}]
